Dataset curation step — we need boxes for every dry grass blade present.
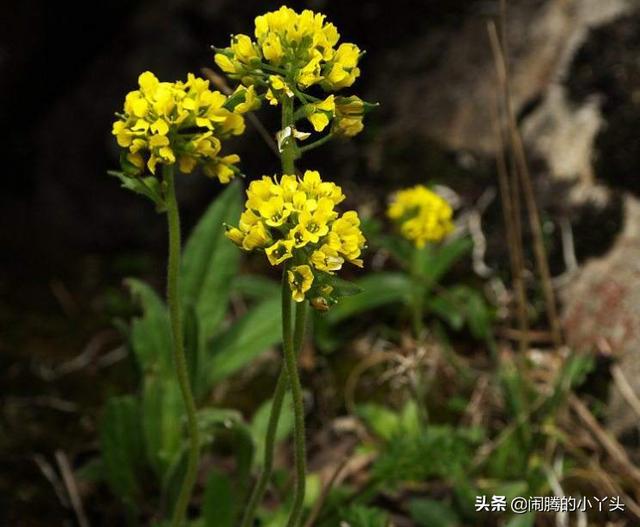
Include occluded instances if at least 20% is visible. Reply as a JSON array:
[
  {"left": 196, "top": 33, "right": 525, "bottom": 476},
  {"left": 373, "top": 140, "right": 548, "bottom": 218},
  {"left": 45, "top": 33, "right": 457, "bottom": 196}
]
[
  {"left": 487, "top": 1, "right": 564, "bottom": 349},
  {"left": 489, "top": 80, "right": 529, "bottom": 353},
  {"left": 610, "top": 364, "right": 640, "bottom": 421},
  {"left": 55, "top": 450, "right": 90, "bottom": 527},
  {"left": 569, "top": 395, "right": 640, "bottom": 488}
]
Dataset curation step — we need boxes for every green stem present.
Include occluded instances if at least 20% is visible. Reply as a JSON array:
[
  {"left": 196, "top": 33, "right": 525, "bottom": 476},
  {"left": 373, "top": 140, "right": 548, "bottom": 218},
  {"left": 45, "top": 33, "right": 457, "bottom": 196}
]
[
  {"left": 281, "top": 269, "right": 307, "bottom": 527},
  {"left": 240, "top": 92, "right": 308, "bottom": 527},
  {"left": 411, "top": 246, "right": 426, "bottom": 340},
  {"left": 239, "top": 290, "right": 307, "bottom": 527},
  {"left": 164, "top": 165, "right": 200, "bottom": 527},
  {"left": 299, "top": 133, "right": 334, "bottom": 154},
  {"left": 281, "top": 95, "right": 297, "bottom": 174}
]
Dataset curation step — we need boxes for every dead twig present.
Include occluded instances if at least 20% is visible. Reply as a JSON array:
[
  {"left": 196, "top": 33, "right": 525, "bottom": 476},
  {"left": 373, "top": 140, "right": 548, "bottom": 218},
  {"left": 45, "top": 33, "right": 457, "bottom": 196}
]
[
  {"left": 610, "top": 364, "right": 640, "bottom": 422},
  {"left": 55, "top": 450, "right": 90, "bottom": 527},
  {"left": 569, "top": 395, "right": 640, "bottom": 488},
  {"left": 488, "top": 57, "right": 529, "bottom": 353},
  {"left": 488, "top": 7, "right": 564, "bottom": 348},
  {"left": 32, "top": 454, "right": 69, "bottom": 507}
]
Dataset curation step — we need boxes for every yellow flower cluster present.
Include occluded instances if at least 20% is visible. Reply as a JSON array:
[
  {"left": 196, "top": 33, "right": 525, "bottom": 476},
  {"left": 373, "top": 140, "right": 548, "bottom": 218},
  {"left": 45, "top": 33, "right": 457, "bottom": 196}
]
[
  {"left": 213, "top": 6, "right": 371, "bottom": 137},
  {"left": 226, "top": 170, "right": 366, "bottom": 304},
  {"left": 215, "top": 6, "right": 361, "bottom": 92},
  {"left": 112, "top": 71, "right": 258, "bottom": 182},
  {"left": 387, "top": 185, "right": 454, "bottom": 248}
]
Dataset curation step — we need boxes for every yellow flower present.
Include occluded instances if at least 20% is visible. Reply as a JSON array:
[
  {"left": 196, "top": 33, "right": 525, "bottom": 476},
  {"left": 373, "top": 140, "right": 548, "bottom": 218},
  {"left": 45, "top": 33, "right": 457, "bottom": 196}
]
[
  {"left": 232, "top": 85, "right": 260, "bottom": 114},
  {"left": 231, "top": 34, "right": 259, "bottom": 64},
  {"left": 330, "top": 211, "right": 366, "bottom": 266},
  {"left": 332, "top": 96, "right": 365, "bottom": 137},
  {"left": 215, "top": 6, "right": 363, "bottom": 93},
  {"left": 299, "top": 170, "right": 344, "bottom": 204},
  {"left": 287, "top": 265, "right": 314, "bottom": 302},
  {"left": 258, "top": 195, "right": 292, "bottom": 227},
  {"left": 265, "top": 239, "right": 294, "bottom": 265},
  {"left": 307, "top": 95, "right": 335, "bottom": 132},
  {"left": 243, "top": 223, "right": 272, "bottom": 251},
  {"left": 311, "top": 244, "right": 344, "bottom": 273},
  {"left": 214, "top": 53, "right": 237, "bottom": 74},
  {"left": 297, "top": 198, "right": 335, "bottom": 243},
  {"left": 225, "top": 171, "right": 366, "bottom": 305},
  {"left": 112, "top": 71, "right": 245, "bottom": 183},
  {"left": 387, "top": 185, "right": 454, "bottom": 247},
  {"left": 323, "top": 44, "right": 361, "bottom": 90},
  {"left": 225, "top": 227, "right": 245, "bottom": 246}
]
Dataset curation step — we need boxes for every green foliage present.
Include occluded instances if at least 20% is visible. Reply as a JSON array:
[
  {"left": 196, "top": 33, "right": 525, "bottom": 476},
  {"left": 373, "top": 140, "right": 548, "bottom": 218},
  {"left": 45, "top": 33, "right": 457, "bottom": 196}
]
[
  {"left": 109, "top": 168, "right": 166, "bottom": 212},
  {"left": 202, "top": 471, "right": 234, "bottom": 527},
  {"left": 409, "top": 498, "right": 461, "bottom": 527},
  {"left": 207, "top": 294, "right": 282, "bottom": 386},
  {"left": 100, "top": 396, "right": 145, "bottom": 504},
  {"left": 316, "top": 233, "right": 492, "bottom": 351},
  {"left": 94, "top": 187, "right": 285, "bottom": 522},
  {"left": 339, "top": 505, "right": 390, "bottom": 527},
  {"left": 181, "top": 182, "right": 241, "bottom": 346},
  {"left": 142, "top": 376, "right": 184, "bottom": 482},
  {"left": 250, "top": 393, "right": 294, "bottom": 467}
]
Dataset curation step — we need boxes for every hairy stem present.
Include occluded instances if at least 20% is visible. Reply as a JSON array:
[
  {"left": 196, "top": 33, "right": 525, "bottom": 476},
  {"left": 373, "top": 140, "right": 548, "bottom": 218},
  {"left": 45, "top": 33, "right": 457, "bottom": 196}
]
[
  {"left": 164, "top": 165, "right": 200, "bottom": 527},
  {"left": 281, "top": 269, "right": 308, "bottom": 527},
  {"left": 238, "top": 302, "right": 306, "bottom": 527}
]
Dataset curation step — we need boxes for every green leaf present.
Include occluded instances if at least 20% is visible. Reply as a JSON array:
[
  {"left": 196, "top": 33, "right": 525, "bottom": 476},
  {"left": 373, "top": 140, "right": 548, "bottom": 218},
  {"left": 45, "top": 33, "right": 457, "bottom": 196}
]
[
  {"left": 126, "top": 278, "right": 172, "bottom": 376},
  {"left": 426, "top": 293, "right": 465, "bottom": 330},
  {"left": 326, "top": 276, "right": 363, "bottom": 297},
  {"left": 196, "top": 408, "right": 255, "bottom": 518},
  {"left": 370, "top": 227, "right": 414, "bottom": 265},
  {"left": 356, "top": 404, "right": 400, "bottom": 442},
  {"left": 421, "top": 236, "right": 473, "bottom": 282},
  {"left": 142, "top": 376, "right": 185, "bottom": 481},
  {"left": 109, "top": 170, "right": 166, "bottom": 212},
  {"left": 231, "top": 275, "right": 280, "bottom": 301},
  {"left": 203, "top": 472, "right": 234, "bottom": 527},
  {"left": 207, "top": 294, "right": 282, "bottom": 385},
  {"left": 100, "top": 395, "right": 145, "bottom": 502},
  {"left": 250, "top": 392, "right": 294, "bottom": 467},
  {"left": 323, "top": 272, "right": 413, "bottom": 325},
  {"left": 505, "top": 513, "right": 536, "bottom": 527},
  {"left": 409, "top": 499, "right": 461, "bottom": 527},
  {"left": 425, "top": 285, "right": 492, "bottom": 338},
  {"left": 339, "top": 505, "right": 389, "bottom": 527},
  {"left": 181, "top": 182, "right": 242, "bottom": 343}
]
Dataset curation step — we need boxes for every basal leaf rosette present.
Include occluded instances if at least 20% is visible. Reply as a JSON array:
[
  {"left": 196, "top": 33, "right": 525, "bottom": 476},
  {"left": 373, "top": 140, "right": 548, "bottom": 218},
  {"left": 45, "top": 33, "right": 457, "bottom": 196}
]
[
  {"left": 387, "top": 185, "right": 454, "bottom": 248},
  {"left": 213, "top": 6, "right": 376, "bottom": 137},
  {"left": 112, "top": 71, "right": 259, "bottom": 188},
  {"left": 225, "top": 170, "right": 366, "bottom": 308}
]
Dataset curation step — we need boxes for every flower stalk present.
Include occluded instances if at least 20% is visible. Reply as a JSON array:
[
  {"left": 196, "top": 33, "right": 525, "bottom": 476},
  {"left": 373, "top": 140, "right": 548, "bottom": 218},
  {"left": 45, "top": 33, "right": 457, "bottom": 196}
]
[
  {"left": 281, "top": 267, "right": 308, "bottom": 527},
  {"left": 164, "top": 165, "right": 201, "bottom": 527}
]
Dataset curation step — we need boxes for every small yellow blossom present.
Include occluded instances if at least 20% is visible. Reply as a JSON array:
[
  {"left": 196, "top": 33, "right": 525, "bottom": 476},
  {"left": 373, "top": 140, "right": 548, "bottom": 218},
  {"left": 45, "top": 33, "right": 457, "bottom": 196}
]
[
  {"left": 333, "top": 96, "right": 365, "bottom": 137},
  {"left": 307, "top": 95, "right": 335, "bottom": 132},
  {"left": 265, "top": 239, "right": 295, "bottom": 265},
  {"left": 288, "top": 265, "right": 314, "bottom": 302},
  {"left": 225, "top": 170, "right": 366, "bottom": 304},
  {"left": 112, "top": 71, "right": 244, "bottom": 182},
  {"left": 387, "top": 185, "right": 454, "bottom": 248}
]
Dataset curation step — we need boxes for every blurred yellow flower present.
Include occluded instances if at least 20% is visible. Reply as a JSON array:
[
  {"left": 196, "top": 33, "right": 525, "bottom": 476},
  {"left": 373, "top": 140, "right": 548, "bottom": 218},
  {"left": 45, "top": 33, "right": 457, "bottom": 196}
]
[{"left": 387, "top": 185, "right": 454, "bottom": 248}]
